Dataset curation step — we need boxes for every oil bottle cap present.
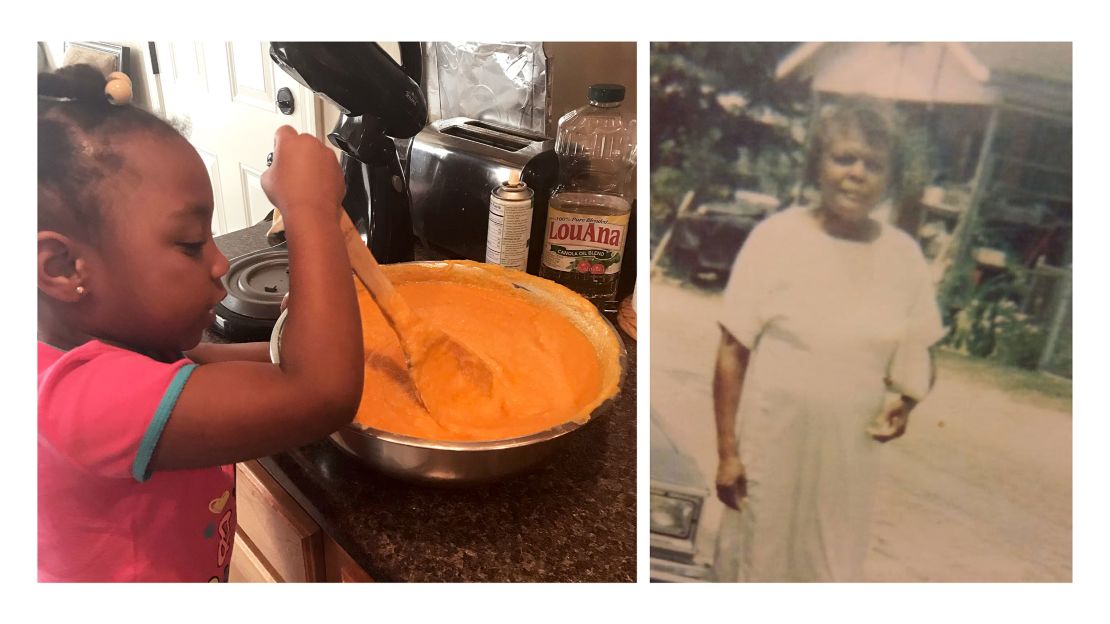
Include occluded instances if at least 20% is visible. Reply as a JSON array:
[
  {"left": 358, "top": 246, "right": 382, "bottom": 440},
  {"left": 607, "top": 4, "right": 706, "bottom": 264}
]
[{"left": 588, "top": 83, "right": 625, "bottom": 104}]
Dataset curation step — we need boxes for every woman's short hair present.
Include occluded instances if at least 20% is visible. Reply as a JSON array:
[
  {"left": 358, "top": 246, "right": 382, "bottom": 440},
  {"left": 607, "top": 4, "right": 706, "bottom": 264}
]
[{"left": 803, "top": 96, "right": 904, "bottom": 195}]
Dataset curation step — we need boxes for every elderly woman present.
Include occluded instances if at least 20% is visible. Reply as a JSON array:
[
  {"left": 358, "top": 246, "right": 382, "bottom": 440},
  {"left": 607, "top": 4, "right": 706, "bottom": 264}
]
[{"left": 712, "top": 97, "right": 945, "bottom": 582}]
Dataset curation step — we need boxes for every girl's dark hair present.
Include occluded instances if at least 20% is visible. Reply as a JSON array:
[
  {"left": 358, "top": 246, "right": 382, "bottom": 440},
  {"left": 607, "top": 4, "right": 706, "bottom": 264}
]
[
  {"left": 803, "top": 96, "right": 904, "bottom": 196},
  {"left": 38, "top": 63, "right": 181, "bottom": 242}
]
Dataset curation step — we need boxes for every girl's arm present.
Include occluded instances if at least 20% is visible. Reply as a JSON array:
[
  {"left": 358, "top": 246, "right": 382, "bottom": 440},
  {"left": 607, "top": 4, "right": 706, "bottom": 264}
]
[
  {"left": 184, "top": 342, "right": 271, "bottom": 364},
  {"left": 713, "top": 327, "right": 751, "bottom": 510},
  {"left": 185, "top": 296, "right": 289, "bottom": 364},
  {"left": 150, "top": 127, "right": 364, "bottom": 471}
]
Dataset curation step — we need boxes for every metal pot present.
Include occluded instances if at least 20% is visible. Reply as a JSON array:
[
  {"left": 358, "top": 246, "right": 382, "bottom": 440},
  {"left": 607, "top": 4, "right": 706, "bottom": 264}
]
[{"left": 269, "top": 261, "right": 626, "bottom": 486}]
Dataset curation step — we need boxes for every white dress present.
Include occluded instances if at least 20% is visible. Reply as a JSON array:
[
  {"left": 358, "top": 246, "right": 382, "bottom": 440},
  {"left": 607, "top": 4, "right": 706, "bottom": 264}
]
[{"left": 715, "top": 206, "right": 945, "bottom": 582}]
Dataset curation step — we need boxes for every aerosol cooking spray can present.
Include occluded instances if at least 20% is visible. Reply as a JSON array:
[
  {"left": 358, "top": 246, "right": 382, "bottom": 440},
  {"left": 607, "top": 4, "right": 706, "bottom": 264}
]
[{"left": 485, "top": 170, "right": 534, "bottom": 271}]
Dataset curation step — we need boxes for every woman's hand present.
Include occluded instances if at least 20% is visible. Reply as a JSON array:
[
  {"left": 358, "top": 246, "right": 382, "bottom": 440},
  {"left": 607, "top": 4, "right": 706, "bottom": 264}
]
[
  {"left": 716, "top": 455, "right": 748, "bottom": 510},
  {"left": 869, "top": 394, "right": 916, "bottom": 442}
]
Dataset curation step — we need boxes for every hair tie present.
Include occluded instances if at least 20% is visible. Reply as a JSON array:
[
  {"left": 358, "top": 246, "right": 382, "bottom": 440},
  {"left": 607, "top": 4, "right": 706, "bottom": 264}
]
[{"left": 104, "top": 71, "right": 133, "bottom": 106}]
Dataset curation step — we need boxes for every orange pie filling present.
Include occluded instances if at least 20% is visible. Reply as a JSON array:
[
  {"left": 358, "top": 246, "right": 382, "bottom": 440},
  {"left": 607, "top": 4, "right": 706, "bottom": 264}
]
[{"left": 351, "top": 262, "right": 621, "bottom": 442}]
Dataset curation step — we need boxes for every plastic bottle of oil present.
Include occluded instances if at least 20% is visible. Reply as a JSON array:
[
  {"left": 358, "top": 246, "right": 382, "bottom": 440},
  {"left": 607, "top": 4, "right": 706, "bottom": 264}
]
[{"left": 539, "top": 84, "right": 636, "bottom": 303}]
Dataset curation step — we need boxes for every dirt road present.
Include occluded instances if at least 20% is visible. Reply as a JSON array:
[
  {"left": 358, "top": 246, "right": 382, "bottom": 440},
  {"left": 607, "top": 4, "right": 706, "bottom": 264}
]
[{"left": 650, "top": 277, "right": 1072, "bottom": 581}]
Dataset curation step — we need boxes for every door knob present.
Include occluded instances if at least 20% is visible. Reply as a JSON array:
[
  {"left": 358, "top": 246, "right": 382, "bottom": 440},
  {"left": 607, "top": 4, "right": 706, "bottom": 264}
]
[{"left": 276, "top": 87, "right": 295, "bottom": 115}]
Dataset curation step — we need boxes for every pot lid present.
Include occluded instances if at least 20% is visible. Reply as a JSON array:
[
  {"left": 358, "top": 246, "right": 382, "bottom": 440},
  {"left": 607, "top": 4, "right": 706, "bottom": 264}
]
[{"left": 220, "top": 248, "right": 289, "bottom": 319}]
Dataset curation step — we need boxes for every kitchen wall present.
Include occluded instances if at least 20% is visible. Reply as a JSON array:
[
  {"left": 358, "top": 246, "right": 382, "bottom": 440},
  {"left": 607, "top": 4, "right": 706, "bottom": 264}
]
[{"left": 543, "top": 42, "right": 637, "bottom": 134}]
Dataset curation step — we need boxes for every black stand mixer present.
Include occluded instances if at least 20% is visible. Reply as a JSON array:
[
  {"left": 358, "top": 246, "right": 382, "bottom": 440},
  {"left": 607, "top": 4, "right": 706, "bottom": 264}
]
[
  {"left": 212, "top": 42, "right": 429, "bottom": 342},
  {"left": 269, "top": 41, "right": 428, "bottom": 263}
]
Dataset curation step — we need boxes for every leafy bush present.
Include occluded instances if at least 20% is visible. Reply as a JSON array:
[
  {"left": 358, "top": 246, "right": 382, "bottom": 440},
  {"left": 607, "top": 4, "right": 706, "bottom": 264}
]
[
  {"left": 990, "top": 301, "right": 1047, "bottom": 369},
  {"left": 940, "top": 256, "right": 1058, "bottom": 370},
  {"left": 945, "top": 297, "right": 1047, "bottom": 370}
]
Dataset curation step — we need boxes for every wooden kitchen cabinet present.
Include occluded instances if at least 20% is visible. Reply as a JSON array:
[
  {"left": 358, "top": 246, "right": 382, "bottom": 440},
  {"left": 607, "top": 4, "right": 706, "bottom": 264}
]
[
  {"left": 230, "top": 460, "right": 373, "bottom": 582},
  {"left": 323, "top": 535, "right": 375, "bottom": 582},
  {"left": 228, "top": 532, "right": 279, "bottom": 582}
]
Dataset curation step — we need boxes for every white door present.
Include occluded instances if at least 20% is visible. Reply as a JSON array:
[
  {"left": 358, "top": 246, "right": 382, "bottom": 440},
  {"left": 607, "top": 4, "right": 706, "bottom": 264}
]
[{"left": 154, "top": 41, "right": 319, "bottom": 235}]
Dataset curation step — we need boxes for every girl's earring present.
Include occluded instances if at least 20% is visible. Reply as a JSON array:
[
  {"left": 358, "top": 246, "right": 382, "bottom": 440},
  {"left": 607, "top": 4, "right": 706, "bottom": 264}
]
[{"left": 76, "top": 286, "right": 87, "bottom": 296}]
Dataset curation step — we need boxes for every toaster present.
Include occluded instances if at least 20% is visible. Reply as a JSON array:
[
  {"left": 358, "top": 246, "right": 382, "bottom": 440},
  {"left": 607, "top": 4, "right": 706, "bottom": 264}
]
[{"left": 407, "top": 117, "right": 558, "bottom": 272}]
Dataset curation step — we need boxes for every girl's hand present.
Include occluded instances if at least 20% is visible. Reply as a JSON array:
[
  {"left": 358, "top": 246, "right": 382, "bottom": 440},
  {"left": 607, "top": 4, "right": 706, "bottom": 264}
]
[
  {"left": 716, "top": 455, "right": 748, "bottom": 511},
  {"left": 869, "top": 394, "right": 915, "bottom": 442},
  {"left": 260, "top": 126, "right": 344, "bottom": 217}
]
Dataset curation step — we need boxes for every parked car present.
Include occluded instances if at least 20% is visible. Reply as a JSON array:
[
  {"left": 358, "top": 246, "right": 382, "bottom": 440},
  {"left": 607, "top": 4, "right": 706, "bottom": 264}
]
[
  {"left": 669, "top": 190, "right": 781, "bottom": 284},
  {"left": 650, "top": 409, "right": 712, "bottom": 582}
]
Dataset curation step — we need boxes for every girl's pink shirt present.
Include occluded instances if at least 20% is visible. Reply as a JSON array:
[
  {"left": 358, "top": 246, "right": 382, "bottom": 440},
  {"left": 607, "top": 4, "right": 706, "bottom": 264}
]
[{"left": 38, "top": 340, "right": 236, "bottom": 582}]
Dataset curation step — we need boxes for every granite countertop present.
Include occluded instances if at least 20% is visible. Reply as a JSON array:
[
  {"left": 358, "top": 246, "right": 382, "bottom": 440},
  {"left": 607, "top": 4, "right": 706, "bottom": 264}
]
[{"left": 209, "top": 222, "right": 637, "bottom": 582}]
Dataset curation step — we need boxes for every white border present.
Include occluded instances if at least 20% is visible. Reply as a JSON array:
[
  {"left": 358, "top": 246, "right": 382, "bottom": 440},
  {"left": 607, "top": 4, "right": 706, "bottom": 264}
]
[{"left": 12, "top": 1, "right": 1109, "bottom": 622}]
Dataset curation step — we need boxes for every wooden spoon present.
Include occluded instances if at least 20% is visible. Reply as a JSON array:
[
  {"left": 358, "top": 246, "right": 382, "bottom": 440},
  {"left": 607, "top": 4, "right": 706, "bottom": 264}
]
[{"left": 338, "top": 213, "right": 495, "bottom": 419}]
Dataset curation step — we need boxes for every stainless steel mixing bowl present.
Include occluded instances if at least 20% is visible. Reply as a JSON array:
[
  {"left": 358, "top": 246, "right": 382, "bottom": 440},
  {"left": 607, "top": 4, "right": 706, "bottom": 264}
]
[{"left": 269, "top": 261, "right": 626, "bottom": 486}]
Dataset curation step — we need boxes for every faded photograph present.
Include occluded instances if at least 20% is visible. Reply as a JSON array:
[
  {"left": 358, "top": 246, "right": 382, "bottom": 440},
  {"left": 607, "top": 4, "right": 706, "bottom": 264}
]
[{"left": 650, "top": 42, "right": 1071, "bottom": 582}]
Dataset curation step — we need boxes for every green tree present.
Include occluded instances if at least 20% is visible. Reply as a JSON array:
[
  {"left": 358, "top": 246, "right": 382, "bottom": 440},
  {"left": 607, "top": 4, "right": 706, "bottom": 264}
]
[{"left": 650, "top": 43, "right": 809, "bottom": 247}]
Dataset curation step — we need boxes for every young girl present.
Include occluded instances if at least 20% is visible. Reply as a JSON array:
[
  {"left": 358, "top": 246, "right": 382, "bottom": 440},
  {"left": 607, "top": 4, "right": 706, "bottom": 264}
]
[{"left": 37, "top": 64, "right": 364, "bottom": 582}]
